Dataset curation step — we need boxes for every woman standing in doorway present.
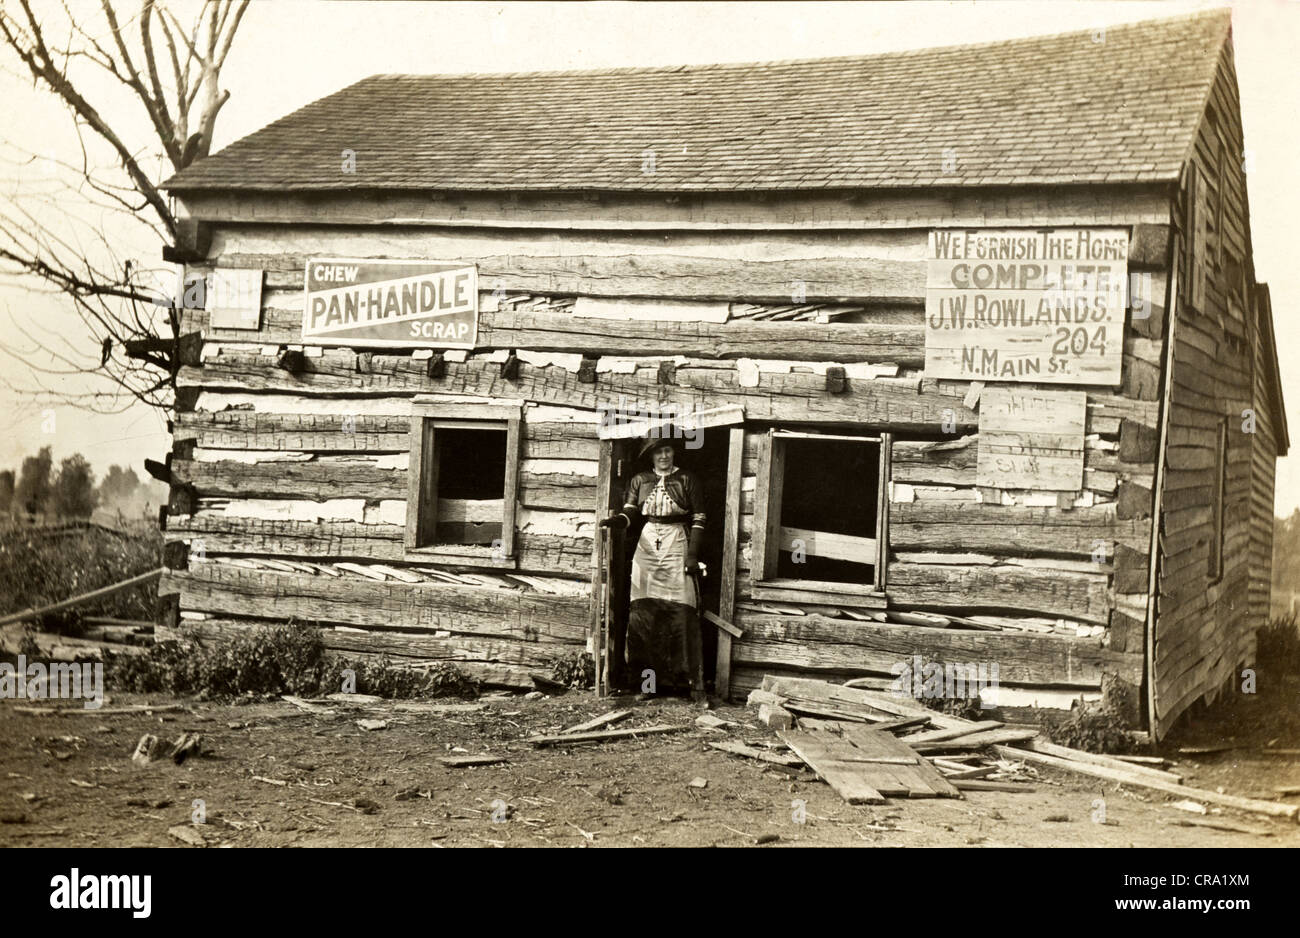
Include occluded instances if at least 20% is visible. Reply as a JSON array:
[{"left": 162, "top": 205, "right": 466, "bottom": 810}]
[{"left": 599, "top": 435, "right": 706, "bottom": 703}]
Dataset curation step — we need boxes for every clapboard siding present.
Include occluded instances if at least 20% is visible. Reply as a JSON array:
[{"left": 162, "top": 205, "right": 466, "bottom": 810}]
[{"left": 1150, "top": 37, "right": 1279, "bottom": 737}]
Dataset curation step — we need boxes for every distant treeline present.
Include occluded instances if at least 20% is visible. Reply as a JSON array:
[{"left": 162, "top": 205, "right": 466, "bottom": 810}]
[
  {"left": 0, "top": 446, "right": 165, "bottom": 523},
  {"left": 1272, "top": 510, "right": 1300, "bottom": 603}
]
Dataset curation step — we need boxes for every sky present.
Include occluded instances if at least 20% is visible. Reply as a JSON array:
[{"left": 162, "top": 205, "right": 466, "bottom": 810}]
[{"left": 2, "top": 0, "right": 1299, "bottom": 512}]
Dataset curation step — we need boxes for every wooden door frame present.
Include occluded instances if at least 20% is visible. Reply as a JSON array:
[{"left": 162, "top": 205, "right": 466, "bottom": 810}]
[
  {"left": 591, "top": 419, "right": 744, "bottom": 698},
  {"left": 714, "top": 425, "right": 745, "bottom": 699}
]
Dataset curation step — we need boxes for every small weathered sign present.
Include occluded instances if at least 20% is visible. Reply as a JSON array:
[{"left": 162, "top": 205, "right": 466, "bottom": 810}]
[
  {"left": 976, "top": 388, "right": 1086, "bottom": 491},
  {"left": 301, "top": 258, "right": 477, "bottom": 348},
  {"left": 925, "top": 228, "right": 1128, "bottom": 385},
  {"left": 207, "top": 268, "right": 263, "bottom": 330}
]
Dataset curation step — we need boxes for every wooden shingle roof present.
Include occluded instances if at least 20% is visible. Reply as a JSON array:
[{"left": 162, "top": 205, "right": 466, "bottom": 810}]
[{"left": 165, "top": 10, "right": 1231, "bottom": 194}]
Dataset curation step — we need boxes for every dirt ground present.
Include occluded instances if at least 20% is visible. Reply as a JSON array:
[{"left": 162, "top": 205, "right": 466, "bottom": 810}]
[{"left": 3, "top": 679, "right": 1299, "bottom": 848}]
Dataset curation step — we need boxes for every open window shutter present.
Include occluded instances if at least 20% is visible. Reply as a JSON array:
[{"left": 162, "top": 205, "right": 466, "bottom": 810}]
[
  {"left": 751, "top": 430, "right": 785, "bottom": 580},
  {"left": 875, "top": 433, "right": 892, "bottom": 590},
  {"left": 404, "top": 419, "right": 438, "bottom": 549}
]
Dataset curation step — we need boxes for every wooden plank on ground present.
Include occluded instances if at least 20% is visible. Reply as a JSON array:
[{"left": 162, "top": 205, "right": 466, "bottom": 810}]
[
  {"left": 525, "top": 724, "right": 685, "bottom": 747},
  {"left": 438, "top": 754, "right": 506, "bottom": 767},
  {"left": 1018, "top": 737, "right": 1184, "bottom": 784},
  {"left": 561, "top": 709, "right": 633, "bottom": 734},
  {"left": 993, "top": 745, "right": 1300, "bottom": 821},
  {"left": 840, "top": 724, "right": 962, "bottom": 798},
  {"left": 776, "top": 729, "right": 886, "bottom": 804},
  {"left": 762, "top": 676, "right": 971, "bottom": 729},
  {"left": 901, "top": 720, "right": 1003, "bottom": 744},
  {"left": 707, "top": 740, "right": 804, "bottom": 767},
  {"left": 908, "top": 728, "right": 1040, "bottom": 752},
  {"left": 954, "top": 779, "right": 1037, "bottom": 792}
]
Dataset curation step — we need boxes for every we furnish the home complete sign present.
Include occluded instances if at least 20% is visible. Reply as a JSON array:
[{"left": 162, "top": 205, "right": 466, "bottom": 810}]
[
  {"left": 925, "top": 228, "right": 1128, "bottom": 385},
  {"left": 301, "top": 258, "right": 478, "bottom": 348}
]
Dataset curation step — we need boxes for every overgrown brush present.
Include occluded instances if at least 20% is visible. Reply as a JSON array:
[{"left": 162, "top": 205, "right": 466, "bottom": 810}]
[
  {"left": 1046, "top": 705, "right": 1137, "bottom": 754},
  {"left": 552, "top": 651, "right": 595, "bottom": 689},
  {"left": 0, "top": 522, "right": 161, "bottom": 623},
  {"left": 108, "top": 623, "right": 479, "bottom": 701},
  {"left": 1045, "top": 678, "right": 1139, "bottom": 754},
  {"left": 922, "top": 693, "right": 985, "bottom": 723},
  {"left": 1257, "top": 613, "right": 1300, "bottom": 675}
]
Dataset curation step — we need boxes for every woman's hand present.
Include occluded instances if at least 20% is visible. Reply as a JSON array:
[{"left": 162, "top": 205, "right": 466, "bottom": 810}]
[{"left": 598, "top": 513, "right": 628, "bottom": 529}]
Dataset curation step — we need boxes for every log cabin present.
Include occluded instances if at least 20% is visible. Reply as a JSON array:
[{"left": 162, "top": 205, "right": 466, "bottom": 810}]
[{"left": 155, "top": 9, "right": 1285, "bottom": 739}]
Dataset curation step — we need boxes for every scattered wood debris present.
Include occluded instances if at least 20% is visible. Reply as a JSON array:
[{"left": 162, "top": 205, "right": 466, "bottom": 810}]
[
  {"left": 168, "top": 825, "right": 206, "bottom": 846},
  {"left": 130, "top": 734, "right": 164, "bottom": 766},
  {"left": 757, "top": 703, "right": 794, "bottom": 730},
  {"left": 561, "top": 709, "right": 632, "bottom": 734},
  {"left": 708, "top": 740, "right": 803, "bottom": 767},
  {"left": 16, "top": 703, "right": 185, "bottom": 717},
  {"left": 439, "top": 754, "right": 506, "bottom": 768},
  {"left": 779, "top": 724, "right": 960, "bottom": 801},
  {"left": 1178, "top": 744, "right": 1235, "bottom": 755},
  {"left": 526, "top": 724, "right": 686, "bottom": 747},
  {"left": 694, "top": 713, "right": 736, "bottom": 731},
  {"left": 328, "top": 693, "right": 384, "bottom": 706},
  {"left": 743, "top": 674, "right": 1300, "bottom": 821},
  {"left": 1168, "top": 816, "right": 1274, "bottom": 837}
]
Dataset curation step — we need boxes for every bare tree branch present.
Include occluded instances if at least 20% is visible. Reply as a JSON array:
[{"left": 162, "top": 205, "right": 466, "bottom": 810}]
[{"left": 0, "top": 0, "right": 248, "bottom": 417}]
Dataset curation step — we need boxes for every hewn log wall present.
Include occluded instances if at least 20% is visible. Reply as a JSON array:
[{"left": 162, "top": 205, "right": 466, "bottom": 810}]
[{"left": 166, "top": 187, "right": 1172, "bottom": 704}]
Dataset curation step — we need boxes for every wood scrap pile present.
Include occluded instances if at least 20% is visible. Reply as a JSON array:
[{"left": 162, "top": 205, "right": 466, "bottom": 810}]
[{"left": 736, "top": 675, "right": 1300, "bottom": 822}]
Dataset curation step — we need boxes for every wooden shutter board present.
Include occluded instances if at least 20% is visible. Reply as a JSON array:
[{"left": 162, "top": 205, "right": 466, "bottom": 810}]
[
  {"left": 839, "top": 723, "right": 961, "bottom": 798},
  {"left": 714, "top": 425, "right": 745, "bottom": 699},
  {"left": 776, "top": 728, "right": 885, "bottom": 804}
]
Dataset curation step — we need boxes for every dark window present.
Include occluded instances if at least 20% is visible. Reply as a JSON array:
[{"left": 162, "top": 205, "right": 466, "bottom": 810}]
[
  {"left": 775, "top": 437, "right": 879, "bottom": 583},
  {"left": 404, "top": 404, "right": 521, "bottom": 563},
  {"left": 753, "top": 429, "right": 890, "bottom": 595}
]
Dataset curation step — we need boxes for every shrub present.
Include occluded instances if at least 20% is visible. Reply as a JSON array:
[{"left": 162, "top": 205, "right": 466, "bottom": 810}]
[
  {"left": 552, "top": 651, "right": 595, "bottom": 689},
  {"left": 108, "top": 623, "right": 479, "bottom": 700},
  {"left": 1046, "top": 702, "right": 1137, "bottom": 754},
  {"left": 0, "top": 522, "right": 161, "bottom": 621},
  {"left": 1257, "top": 613, "right": 1300, "bottom": 675}
]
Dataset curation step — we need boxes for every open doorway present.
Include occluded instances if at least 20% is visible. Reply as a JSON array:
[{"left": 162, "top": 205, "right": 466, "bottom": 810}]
[{"left": 603, "top": 429, "right": 732, "bottom": 694}]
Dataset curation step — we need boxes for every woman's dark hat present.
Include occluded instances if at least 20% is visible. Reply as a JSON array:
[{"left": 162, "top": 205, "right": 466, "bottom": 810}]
[{"left": 638, "top": 434, "right": 685, "bottom": 460}]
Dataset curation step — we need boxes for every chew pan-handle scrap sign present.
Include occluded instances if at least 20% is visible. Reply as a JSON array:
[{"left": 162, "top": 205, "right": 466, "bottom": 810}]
[
  {"left": 925, "top": 228, "right": 1128, "bottom": 385},
  {"left": 976, "top": 388, "right": 1086, "bottom": 492},
  {"left": 301, "top": 257, "right": 478, "bottom": 349}
]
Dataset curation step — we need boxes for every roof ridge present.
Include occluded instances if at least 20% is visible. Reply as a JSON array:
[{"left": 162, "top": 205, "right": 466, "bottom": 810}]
[{"left": 357, "top": 7, "right": 1231, "bottom": 82}]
